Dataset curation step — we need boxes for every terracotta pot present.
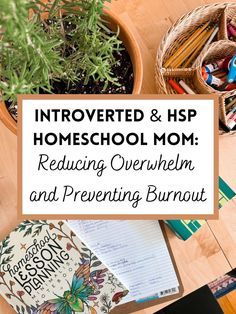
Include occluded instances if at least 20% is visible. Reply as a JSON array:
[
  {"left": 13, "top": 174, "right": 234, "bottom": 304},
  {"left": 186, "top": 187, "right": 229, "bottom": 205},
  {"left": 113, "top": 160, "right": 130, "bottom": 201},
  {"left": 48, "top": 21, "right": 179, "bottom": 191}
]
[
  {"left": 0, "top": 100, "right": 16, "bottom": 135},
  {"left": 0, "top": 9, "right": 143, "bottom": 135},
  {"left": 105, "top": 9, "right": 143, "bottom": 95}
]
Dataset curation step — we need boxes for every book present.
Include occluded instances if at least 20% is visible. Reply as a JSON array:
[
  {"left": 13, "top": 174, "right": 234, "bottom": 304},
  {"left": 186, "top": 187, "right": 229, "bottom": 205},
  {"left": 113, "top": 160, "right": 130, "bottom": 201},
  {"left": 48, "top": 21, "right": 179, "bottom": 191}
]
[
  {"left": 68, "top": 220, "right": 182, "bottom": 311},
  {"left": 165, "top": 177, "right": 236, "bottom": 240},
  {"left": 0, "top": 220, "right": 128, "bottom": 314},
  {"left": 218, "top": 177, "right": 236, "bottom": 209}
]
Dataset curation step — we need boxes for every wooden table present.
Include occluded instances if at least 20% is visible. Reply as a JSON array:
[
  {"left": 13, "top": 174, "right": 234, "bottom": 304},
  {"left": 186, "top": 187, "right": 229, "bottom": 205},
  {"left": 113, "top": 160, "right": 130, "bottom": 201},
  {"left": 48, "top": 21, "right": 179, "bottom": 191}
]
[{"left": 1, "top": 0, "right": 236, "bottom": 313}]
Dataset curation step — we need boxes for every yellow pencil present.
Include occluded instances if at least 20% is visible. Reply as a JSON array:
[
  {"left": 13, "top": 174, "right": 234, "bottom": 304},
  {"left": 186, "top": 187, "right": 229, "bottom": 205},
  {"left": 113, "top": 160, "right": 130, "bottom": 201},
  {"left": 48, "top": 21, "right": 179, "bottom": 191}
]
[
  {"left": 164, "top": 22, "right": 210, "bottom": 68},
  {"left": 164, "top": 24, "right": 209, "bottom": 67},
  {"left": 182, "top": 27, "right": 215, "bottom": 68},
  {"left": 171, "top": 27, "right": 211, "bottom": 68}
]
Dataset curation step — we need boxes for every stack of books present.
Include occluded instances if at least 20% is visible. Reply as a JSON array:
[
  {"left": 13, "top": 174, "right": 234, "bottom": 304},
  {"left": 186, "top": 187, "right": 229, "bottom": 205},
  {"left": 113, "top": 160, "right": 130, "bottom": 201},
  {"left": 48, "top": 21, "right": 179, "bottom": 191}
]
[{"left": 165, "top": 177, "right": 235, "bottom": 240}]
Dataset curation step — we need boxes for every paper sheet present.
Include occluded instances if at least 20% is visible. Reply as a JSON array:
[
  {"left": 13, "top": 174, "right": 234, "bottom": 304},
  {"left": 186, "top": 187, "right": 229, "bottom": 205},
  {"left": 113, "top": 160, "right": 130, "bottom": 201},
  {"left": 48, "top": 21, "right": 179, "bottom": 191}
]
[{"left": 68, "top": 220, "right": 179, "bottom": 302}]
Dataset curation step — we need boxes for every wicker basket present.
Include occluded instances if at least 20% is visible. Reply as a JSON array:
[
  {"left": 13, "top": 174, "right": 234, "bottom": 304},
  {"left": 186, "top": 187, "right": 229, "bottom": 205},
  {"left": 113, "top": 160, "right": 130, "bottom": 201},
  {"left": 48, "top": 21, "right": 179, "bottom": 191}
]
[{"left": 155, "top": 3, "right": 236, "bottom": 132}]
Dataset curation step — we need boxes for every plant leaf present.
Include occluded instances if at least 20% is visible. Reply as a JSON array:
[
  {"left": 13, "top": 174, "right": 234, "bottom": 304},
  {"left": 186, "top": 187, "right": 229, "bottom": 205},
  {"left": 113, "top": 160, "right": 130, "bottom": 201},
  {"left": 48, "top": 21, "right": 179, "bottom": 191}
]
[{"left": 91, "top": 261, "right": 102, "bottom": 268}]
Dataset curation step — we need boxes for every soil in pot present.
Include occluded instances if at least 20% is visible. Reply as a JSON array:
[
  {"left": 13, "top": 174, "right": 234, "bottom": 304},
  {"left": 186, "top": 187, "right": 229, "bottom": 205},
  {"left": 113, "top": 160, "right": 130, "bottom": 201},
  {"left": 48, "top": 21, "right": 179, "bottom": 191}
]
[
  {"left": 5, "top": 100, "right": 17, "bottom": 121},
  {"left": 46, "top": 16, "right": 134, "bottom": 95},
  {"left": 50, "top": 44, "right": 134, "bottom": 95}
]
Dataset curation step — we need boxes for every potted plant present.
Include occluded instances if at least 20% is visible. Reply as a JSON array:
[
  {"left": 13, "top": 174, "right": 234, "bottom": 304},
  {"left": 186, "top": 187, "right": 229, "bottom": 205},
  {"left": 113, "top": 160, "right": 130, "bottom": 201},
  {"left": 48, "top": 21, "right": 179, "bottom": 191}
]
[{"left": 0, "top": 0, "right": 143, "bottom": 135}]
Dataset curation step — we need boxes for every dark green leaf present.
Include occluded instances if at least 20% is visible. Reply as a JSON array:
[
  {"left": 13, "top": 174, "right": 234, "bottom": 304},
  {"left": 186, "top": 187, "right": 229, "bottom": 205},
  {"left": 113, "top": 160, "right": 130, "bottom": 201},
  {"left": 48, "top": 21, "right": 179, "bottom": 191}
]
[
  {"left": 91, "top": 261, "right": 102, "bottom": 268},
  {"left": 3, "top": 245, "right": 14, "bottom": 255},
  {"left": 81, "top": 247, "right": 90, "bottom": 252},
  {"left": 81, "top": 253, "right": 90, "bottom": 259}
]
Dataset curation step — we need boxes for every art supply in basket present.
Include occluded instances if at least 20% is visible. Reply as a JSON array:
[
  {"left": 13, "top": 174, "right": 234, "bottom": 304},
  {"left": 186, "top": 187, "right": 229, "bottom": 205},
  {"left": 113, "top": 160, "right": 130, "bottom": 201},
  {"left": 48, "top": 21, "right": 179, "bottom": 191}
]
[
  {"left": 224, "top": 98, "right": 236, "bottom": 131},
  {"left": 219, "top": 82, "right": 236, "bottom": 92},
  {"left": 184, "top": 26, "right": 219, "bottom": 68},
  {"left": 179, "top": 80, "right": 195, "bottom": 94},
  {"left": 228, "top": 23, "right": 236, "bottom": 41},
  {"left": 204, "top": 57, "right": 231, "bottom": 73},
  {"left": 202, "top": 54, "right": 236, "bottom": 91},
  {"left": 225, "top": 96, "right": 236, "bottom": 112},
  {"left": 230, "top": 19, "right": 236, "bottom": 28},
  {"left": 202, "top": 68, "right": 224, "bottom": 87},
  {"left": 227, "top": 108, "right": 236, "bottom": 130},
  {"left": 164, "top": 23, "right": 218, "bottom": 68},
  {"left": 226, "top": 106, "right": 236, "bottom": 119},
  {"left": 168, "top": 79, "right": 195, "bottom": 94},
  {"left": 227, "top": 55, "right": 236, "bottom": 83},
  {"left": 205, "top": 61, "right": 222, "bottom": 73},
  {"left": 168, "top": 79, "right": 186, "bottom": 94},
  {"left": 214, "top": 70, "right": 228, "bottom": 81}
]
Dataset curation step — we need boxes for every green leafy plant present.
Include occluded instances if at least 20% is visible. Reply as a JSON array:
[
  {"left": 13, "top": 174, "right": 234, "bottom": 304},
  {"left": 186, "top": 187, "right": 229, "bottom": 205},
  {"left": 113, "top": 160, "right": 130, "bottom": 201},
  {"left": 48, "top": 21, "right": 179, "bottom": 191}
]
[{"left": 0, "top": 0, "right": 122, "bottom": 109}]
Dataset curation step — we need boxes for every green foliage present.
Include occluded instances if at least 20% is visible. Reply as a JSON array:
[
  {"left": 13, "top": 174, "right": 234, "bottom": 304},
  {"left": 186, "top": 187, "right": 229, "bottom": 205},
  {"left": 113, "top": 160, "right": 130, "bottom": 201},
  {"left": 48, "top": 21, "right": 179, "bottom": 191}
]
[
  {"left": 16, "top": 220, "right": 47, "bottom": 237},
  {"left": 0, "top": 236, "right": 14, "bottom": 267},
  {"left": 81, "top": 244, "right": 102, "bottom": 267},
  {"left": 0, "top": 0, "right": 122, "bottom": 104},
  {"left": 0, "top": 0, "right": 64, "bottom": 102}
]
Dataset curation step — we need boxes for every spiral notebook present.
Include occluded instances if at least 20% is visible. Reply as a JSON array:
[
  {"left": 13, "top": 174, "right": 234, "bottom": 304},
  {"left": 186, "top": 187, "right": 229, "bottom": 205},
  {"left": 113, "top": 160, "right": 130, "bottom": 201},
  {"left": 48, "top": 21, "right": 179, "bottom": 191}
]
[
  {"left": 68, "top": 220, "right": 183, "bottom": 313},
  {"left": 0, "top": 220, "right": 128, "bottom": 314}
]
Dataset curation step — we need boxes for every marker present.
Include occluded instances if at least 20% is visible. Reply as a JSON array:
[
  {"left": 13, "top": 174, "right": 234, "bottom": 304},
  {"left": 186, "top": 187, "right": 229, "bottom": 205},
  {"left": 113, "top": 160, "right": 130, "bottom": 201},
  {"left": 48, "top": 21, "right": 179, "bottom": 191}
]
[
  {"left": 204, "top": 56, "right": 232, "bottom": 74},
  {"left": 227, "top": 112, "right": 236, "bottom": 130},
  {"left": 179, "top": 80, "right": 195, "bottom": 94},
  {"left": 220, "top": 83, "right": 236, "bottom": 91},
  {"left": 228, "top": 24, "right": 236, "bottom": 38},
  {"left": 206, "top": 57, "right": 232, "bottom": 72},
  {"left": 204, "top": 62, "right": 222, "bottom": 73},
  {"left": 168, "top": 79, "right": 186, "bottom": 94},
  {"left": 225, "top": 97, "right": 236, "bottom": 111},
  {"left": 202, "top": 71, "right": 224, "bottom": 87},
  {"left": 227, "top": 54, "right": 236, "bottom": 83},
  {"left": 226, "top": 107, "right": 236, "bottom": 120}
]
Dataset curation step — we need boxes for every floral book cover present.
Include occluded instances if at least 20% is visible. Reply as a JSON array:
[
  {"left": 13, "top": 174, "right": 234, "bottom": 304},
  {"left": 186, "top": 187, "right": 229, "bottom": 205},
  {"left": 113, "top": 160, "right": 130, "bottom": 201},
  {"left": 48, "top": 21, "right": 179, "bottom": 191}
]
[{"left": 0, "top": 220, "right": 128, "bottom": 314}]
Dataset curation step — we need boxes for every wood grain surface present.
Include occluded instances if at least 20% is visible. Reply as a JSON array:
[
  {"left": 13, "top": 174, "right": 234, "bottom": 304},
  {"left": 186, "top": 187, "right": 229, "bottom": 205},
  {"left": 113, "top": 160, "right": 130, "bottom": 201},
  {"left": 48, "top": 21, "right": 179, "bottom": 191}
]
[{"left": 0, "top": 0, "right": 236, "bottom": 313}]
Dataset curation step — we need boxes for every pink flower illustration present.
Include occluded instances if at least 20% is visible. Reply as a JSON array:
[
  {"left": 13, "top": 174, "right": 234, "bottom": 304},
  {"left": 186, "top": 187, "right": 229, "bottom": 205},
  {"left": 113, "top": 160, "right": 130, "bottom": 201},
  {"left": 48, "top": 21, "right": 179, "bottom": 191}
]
[
  {"left": 17, "top": 291, "right": 25, "bottom": 298},
  {"left": 66, "top": 243, "right": 72, "bottom": 251}
]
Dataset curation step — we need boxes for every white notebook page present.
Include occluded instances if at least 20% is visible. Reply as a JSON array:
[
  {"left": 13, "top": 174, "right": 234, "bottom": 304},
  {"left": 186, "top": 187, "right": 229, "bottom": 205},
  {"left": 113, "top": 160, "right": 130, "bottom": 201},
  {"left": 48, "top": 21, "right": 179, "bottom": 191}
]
[{"left": 68, "top": 220, "right": 179, "bottom": 301}]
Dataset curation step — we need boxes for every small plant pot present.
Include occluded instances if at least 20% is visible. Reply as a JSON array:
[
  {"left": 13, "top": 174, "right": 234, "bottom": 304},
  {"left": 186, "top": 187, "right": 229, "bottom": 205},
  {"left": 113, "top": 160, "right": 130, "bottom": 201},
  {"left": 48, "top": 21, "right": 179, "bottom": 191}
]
[{"left": 0, "top": 9, "right": 143, "bottom": 135}]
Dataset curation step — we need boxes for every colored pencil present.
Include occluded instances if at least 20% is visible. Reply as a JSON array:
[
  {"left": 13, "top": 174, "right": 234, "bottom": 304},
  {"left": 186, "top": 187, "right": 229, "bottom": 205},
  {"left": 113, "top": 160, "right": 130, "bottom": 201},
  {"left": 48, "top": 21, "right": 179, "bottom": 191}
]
[
  {"left": 182, "top": 27, "right": 216, "bottom": 68},
  {"left": 171, "top": 27, "right": 210, "bottom": 68},
  {"left": 164, "top": 22, "right": 210, "bottom": 68}
]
